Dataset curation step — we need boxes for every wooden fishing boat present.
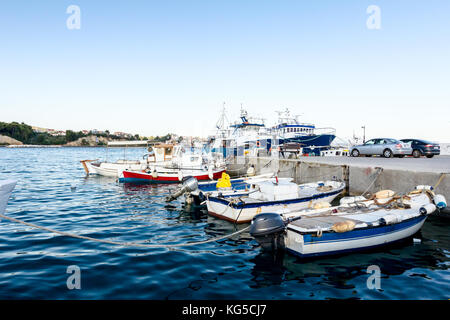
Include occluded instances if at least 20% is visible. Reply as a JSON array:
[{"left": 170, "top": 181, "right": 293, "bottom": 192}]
[
  {"left": 0, "top": 180, "right": 16, "bottom": 215},
  {"left": 206, "top": 178, "right": 345, "bottom": 223},
  {"left": 250, "top": 186, "right": 446, "bottom": 258}
]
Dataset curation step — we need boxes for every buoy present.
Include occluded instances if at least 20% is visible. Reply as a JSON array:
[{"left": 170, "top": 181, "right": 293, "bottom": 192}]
[
  {"left": 420, "top": 203, "right": 436, "bottom": 215},
  {"left": 151, "top": 170, "right": 158, "bottom": 178},
  {"left": 433, "top": 194, "right": 447, "bottom": 209},
  {"left": 247, "top": 166, "right": 255, "bottom": 177},
  {"left": 178, "top": 171, "right": 184, "bottom": 181}
]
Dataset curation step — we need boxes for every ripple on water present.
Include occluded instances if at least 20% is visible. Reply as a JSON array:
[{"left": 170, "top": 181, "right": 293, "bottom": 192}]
[{"left": 0, "top": 147, "right": 449, "bottom": 299}]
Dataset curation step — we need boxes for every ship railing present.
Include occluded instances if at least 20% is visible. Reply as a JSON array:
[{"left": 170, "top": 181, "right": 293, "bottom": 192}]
[{"left": 313, "top": 127, "right": 336, "bottom": 136}]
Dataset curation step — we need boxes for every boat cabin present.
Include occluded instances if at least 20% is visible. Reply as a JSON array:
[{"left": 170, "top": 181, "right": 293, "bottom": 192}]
[{"left": 148, "top": 143, "right": 175, "bottom": 162}]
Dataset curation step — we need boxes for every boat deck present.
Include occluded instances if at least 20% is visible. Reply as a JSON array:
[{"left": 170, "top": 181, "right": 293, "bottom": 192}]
[{"left": 291, "top": 215, "right": 364, "bottom": 230}]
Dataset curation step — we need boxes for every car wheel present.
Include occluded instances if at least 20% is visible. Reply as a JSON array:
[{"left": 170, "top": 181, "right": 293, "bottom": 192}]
[
  {"left": 426, "top": 155, "right": 434, "bottom": 158},
  {"left": 412, "top": 149, "right": 421, "bottom": 158},
  {"left": 351, "top": 149, "right": 360, "bottom": 157},
  {"left": 383, "top": 149, "right": 393, "bottom": 158}
]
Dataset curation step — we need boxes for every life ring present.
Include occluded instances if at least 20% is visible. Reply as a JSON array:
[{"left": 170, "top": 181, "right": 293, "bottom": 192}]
[{"left": 256, "top": 140, "right": 260, "bottom": 147}]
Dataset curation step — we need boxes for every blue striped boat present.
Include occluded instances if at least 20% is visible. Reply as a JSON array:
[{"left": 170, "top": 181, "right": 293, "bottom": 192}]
[{"left": 250, "top": 187, "right": 445, "bottom": 258}]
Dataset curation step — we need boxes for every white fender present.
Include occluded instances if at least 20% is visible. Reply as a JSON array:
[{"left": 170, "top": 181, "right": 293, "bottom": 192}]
[
  {"left": 420, "top": 203, "right": 437, "bottom": 215},
  {"left": 416, "top": 185, "right": 434, "bottom": 191},
  {"left": 434, "top": 194, "right": 447, "bottom": 209},
  {"left": 208, "top": 167, "right": 214, "bottom": 180}
]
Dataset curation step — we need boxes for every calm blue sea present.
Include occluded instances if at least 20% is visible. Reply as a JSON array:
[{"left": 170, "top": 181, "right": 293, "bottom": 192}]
[{"left": 0, "top": 147, "right": 448, "bottom": 299}]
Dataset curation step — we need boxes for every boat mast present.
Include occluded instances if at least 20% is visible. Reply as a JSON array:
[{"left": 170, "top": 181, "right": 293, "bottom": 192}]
[{"left": 216, "top": 102, "right": 229, "bottom": 132}]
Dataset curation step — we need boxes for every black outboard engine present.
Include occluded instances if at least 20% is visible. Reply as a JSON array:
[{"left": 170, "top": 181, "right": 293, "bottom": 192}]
[
  {"left": 165, "top": 176, "right": 198, "bottom": 202},
  {"left": 250, "top": 213, "right": 287, "bottom": 251}
]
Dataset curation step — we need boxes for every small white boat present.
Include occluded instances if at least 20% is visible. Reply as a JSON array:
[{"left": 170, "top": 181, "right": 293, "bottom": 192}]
[
  {"left": 206, "top": 178, "right": 345, "bottom": 223},
  {"left": 186, "top": 173, "right": 277, "bottom": 205},
  {"left": 0, "top": 180, "right": 17, "bottom": 215},
  {"left": 81, "top": 142, "right": 175, "bottom": 177},
  {"left": 250, "top": 186, "right": 446, "bottom": 258}
]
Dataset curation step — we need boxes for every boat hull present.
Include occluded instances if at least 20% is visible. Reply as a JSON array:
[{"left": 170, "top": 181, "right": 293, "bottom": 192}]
[
  {"left": 285, "top": 215, "right": 427, "bottom": 258},
  {"left": 83, "top": 161, "right": 147, "bottom": 177},
  {"left": 0, "top": 180, "right": 17, "bottom": 215},
  {"left": 119, "top": 169, "right": 226, "bottom": 184},
  {"left": 207, "top": 188, "right": 343, "bottom": 223}
]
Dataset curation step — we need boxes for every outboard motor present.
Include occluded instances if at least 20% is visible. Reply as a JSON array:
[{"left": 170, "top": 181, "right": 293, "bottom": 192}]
[
  {"left": 165, "top": 176, "right": 198, "bottom": 202},
  {"left": 250, "top": 213, "right": 287, "bottom": 251}
]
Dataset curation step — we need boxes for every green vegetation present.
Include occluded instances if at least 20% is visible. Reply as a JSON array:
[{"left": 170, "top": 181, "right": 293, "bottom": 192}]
[
  {"left": 0, "top": 121, "right": 172, "bottom": 145},
  {"left": 148, "top": 134, "right": 172, "bottom": 142}
]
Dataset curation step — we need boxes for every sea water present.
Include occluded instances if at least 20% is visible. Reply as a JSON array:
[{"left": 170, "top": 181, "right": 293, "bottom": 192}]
[{"left": 0, "top": 147, "right": 448, "bottom": 299}]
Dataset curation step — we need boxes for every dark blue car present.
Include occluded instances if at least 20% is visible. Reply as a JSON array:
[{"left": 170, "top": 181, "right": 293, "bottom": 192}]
[{"left": 400, "top": 139, "right": 440, "bottom": 158}]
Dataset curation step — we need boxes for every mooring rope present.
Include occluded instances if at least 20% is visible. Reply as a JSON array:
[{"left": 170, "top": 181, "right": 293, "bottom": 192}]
[
  {"left": 434, "top": 173, "right": 448, "bottom": 190},
  {"left": 0, "top": 213, "right": 250, "bottom": 248},
  {"left": 360, "top": 167, "right": 384, "bottom": 197}
]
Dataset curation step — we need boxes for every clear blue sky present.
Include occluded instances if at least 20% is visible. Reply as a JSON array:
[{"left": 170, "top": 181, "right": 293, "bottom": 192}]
[{"left": 1, "top": 1, "right": 449, "bottom": 142}]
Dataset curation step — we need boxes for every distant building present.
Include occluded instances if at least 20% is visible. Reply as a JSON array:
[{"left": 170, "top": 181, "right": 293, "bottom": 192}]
[
  {"left": 31, "top": 126, "right": 65, "bottom": 136},
  {"left": 31, "top": 126, "right": 48, "bottom": 133},
  {"left": 113, "top": 131, "right": 133, "bottom": 138}
]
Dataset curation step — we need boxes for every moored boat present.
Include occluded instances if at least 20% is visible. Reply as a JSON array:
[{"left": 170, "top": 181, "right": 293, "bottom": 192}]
[
  {"left": 80, "top": 141, "right": 173, "bottom": 177},
  {"left": 119, "top": 167, "right": 225, "bottom": 183},
  {"left": 206, "top": 178, "right": 345, "bottom": 223},
  {"left": 186, "top": 172, "right": 276, "bottom": 205},
  {"left": 250, "top": 186, "right": 446, "bottom": 258}
]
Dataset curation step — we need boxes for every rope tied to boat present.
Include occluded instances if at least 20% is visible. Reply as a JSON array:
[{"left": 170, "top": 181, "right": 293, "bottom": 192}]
[
  {"left": 360, "top": 167, "right": 383, "bottom": 197},
  {"left": 434, "top": 173, "right": 448, "bottom": 190},
  {"left": 0, "top": 213, "right": 249, "bottom": 248}
]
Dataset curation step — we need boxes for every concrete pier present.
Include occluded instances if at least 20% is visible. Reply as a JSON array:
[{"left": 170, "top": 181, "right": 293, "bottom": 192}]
[{"left": 227, "top": 155, "right": 450, "bottom": 198}]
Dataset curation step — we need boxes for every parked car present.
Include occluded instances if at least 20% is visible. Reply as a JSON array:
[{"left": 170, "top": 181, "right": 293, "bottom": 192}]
[
  {"left": 350, "top": 138, "right": 412, "bottom": 158},
  {"left": 400, "top": 139, "right": 440, "bottom": 158}
]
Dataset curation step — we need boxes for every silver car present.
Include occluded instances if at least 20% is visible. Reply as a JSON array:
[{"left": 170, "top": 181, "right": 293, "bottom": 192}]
[{"left": 350, "top": 138, "right": 412, "bottom": 158}]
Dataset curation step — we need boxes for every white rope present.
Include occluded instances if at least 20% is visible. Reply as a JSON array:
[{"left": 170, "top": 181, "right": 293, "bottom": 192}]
[
  {"left": 0, "top": 213, "right": 249, "bottom": 248},
  {"left": 360, "top": 168, "right": 383, "bottom": 197}
]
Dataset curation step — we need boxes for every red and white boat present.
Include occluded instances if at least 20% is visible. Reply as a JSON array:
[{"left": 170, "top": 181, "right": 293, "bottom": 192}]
[
  {"left": 118, "top": 143, "right": 226, "bottom": 183},
  {"left": 119, "top": 167, "right": 225, "bottom": 183}
]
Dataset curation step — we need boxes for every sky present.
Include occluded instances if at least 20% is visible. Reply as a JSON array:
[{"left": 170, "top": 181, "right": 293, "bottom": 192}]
[{"left": 1, "top": 0, "right": 449, "bottom": 142}]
